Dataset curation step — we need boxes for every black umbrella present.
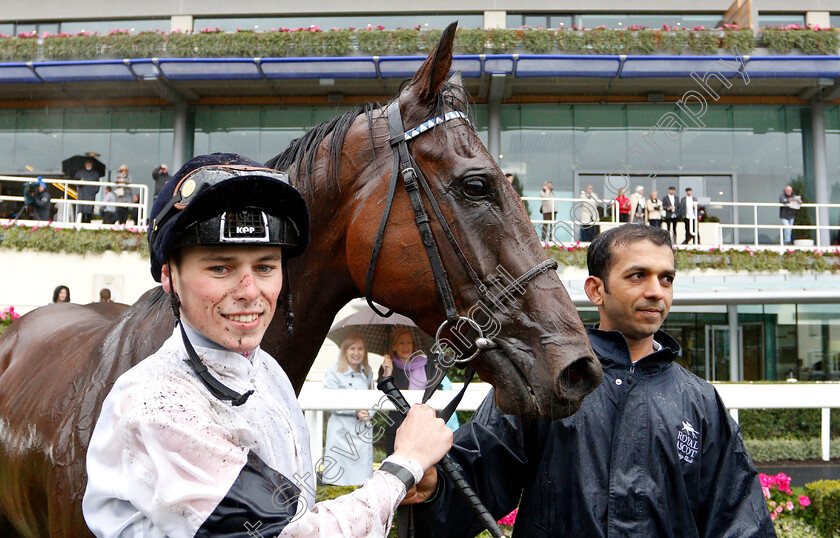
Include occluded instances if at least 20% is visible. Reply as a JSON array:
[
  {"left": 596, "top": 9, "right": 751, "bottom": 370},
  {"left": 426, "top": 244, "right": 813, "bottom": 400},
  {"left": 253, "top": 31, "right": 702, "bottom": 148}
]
[
  {"left": 327, "top": 305, "right": 435, "bottom": 356},
  {"left": 61, "top": 153, "right": 106, "bottom": 179}
]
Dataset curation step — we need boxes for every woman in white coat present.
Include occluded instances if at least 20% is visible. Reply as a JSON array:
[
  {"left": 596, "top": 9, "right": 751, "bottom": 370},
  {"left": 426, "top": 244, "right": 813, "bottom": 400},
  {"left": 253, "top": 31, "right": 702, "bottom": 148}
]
[{"left": 322, "top": 334, "right": 375, "bottom": 486}]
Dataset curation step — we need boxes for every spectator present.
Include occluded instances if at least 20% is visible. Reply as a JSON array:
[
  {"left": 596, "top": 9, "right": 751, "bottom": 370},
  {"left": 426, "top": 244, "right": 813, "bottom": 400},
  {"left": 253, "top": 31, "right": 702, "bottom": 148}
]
[
  {"left": 101, "top": 186, "right": 117, "bottom": 225},
  {"left": 378, "top": 328, "right": 439, "bottom": 456},
  {"left": 99, "top": 288, "right": 112, "bottom": 303},
  {"left": 646, "top": 190, "right": 663, "bottom": 229},
  {"left": 52, "top": 285, "right": 70, "bottom": 304},
  {"left": 74, "top": 159, "right": 101, "bottom": 224},
  {"left": 540, "top": 181, "right": 556, "bottom": 242},
  {"left": 504, "top": 173, "right": 514, "bottom": 185},
  {"left": 127, "top": 193, "right": 141, "bottom": 224},
  {"left": 114, "top": 164, "right": 133, "bottom": 224},
  {"left": 663, "top": 186, "right": 680, "bottom": 241},
  {"left": 579, "top": 184, "right": 599, "bottom": 242},
  {"left": 322, "top": 335, "right": 374, "bottom": 486},
  {"left": 679, "top": 187, "right": 697, "bottom": 244},
  {"left": 152, "top": 164, "right": 171, "bottom": 201},
  {"left": 24, "top": 178, "right": 51, "bottom": 221},
  {"left": 412, "top": 225, "right": 775, "bottom": 537},
  {"left": 779, "top": 185, "right": 800, "bottom": 245},
  {"left": 629, "top": 185, "right": 646, "bottom": 224},
  {"left": 615, "top": 187, "right": 631, "bottom": 223}
]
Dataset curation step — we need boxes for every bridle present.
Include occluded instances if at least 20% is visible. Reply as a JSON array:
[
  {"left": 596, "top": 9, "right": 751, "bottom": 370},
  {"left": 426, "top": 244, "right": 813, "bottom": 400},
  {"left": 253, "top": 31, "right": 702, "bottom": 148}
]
[{"left": 365, "top": 98, "right": 558, "bottom": 365}]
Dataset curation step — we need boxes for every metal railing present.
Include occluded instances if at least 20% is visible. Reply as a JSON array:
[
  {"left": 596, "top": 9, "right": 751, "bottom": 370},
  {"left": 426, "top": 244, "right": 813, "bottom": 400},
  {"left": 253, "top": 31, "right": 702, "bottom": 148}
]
[
  {"left": 525, "top": 196, "right": 840, "bottom": 248},
  {"left": 0, "top": 174, "right": 149, "bottom": 227},
  {"left": 299, "top": 381, "right": 839, "bottom": 465}
]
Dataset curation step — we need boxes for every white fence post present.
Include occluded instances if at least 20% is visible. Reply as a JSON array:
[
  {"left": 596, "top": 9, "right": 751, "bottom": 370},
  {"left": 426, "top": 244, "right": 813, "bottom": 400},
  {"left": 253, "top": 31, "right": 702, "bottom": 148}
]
[
  {"left": 822, "top": 407, "right": 831, "bottom": 462},
  {"left": 305, "top": 410, "right": 324, "bottom": 468}
]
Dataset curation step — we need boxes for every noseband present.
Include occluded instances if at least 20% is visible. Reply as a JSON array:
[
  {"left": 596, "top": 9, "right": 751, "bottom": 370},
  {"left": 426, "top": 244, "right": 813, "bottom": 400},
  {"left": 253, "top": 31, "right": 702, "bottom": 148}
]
[{"left": 365, "top": 98, "right": 557, "bottom": 364}]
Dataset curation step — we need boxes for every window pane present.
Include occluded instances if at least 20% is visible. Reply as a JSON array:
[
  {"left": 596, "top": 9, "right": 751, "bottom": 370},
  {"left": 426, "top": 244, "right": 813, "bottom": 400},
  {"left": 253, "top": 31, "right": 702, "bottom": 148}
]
[
  {"left": 194, "top": 15, "right": 483, "bottom": 32},
  {"left": 60, "top": 19, "right": 169, "bottom": 35},
  {"left": 14, "top": 110, "right": 64, "bottom": 174}
]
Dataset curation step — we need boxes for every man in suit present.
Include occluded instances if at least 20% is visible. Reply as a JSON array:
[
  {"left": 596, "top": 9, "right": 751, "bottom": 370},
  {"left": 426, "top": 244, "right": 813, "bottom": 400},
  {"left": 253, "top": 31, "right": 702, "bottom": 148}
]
[
  {"left": 680, "top": 187, "right": 697, "bottom": 244},
  {"left": 663, "top": 186, "right": 679, "bottom": 241}
]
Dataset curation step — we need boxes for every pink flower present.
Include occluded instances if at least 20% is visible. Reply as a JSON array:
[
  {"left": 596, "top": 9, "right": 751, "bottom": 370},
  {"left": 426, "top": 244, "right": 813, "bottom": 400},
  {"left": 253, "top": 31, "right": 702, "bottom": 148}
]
[
  {"left": 775, "top": 505, "right": 784, "bottom": 514},
  {"left": 759, "top": 474, "right": 771, "bottom": 487},
  {"left": 497, "top": 508, "right": 518, "bottom": 526},
  {"left": 799, "top": 496, "right": 811, "bottom": 507},
  {"left": 786, "top": 501, "right": 794, "bottom": 511},
  {"left": 762, "top": 486, "right": 770, "bottom": 499},
  {"left": 770, "top": 512, "right": 777, "bottom": 520}
]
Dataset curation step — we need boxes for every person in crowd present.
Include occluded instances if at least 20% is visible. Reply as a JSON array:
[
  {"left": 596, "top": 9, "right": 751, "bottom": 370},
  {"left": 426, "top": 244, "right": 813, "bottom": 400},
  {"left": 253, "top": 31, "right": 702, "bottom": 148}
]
[
  {"left": 152, "top": 163, "right": 171, "bottom": 201},
  {"left": 504, "top": 173, "right": 514, "bottom": 185},
  {"left": 82, "top": 153, "right": 452, "bottom": 538},
  {"left": 579, "top": 184, "right": 599, "bottom": 242},
  {"left": 322, "top": 335, "right": 375, "bottom": 486},
  {"left": 779, "top": 185, "right": 800, "bottom": 246},
  {"left": 24, "top": 178, "right": 51, "bottom": 221},
  {"left": 74, "top": 159, "right": 101, "bottom": 224},
  {"left": 101, "top": 186, "right": 117, "bottom": 225},
  {"left": 379, "top": 328, "right": 439, "bottom": 456},
  {"left": 539, "top": 181, "right": 556, "bottom": 242},
  {"left": 646, "top": 189, "right": 663, "bottom": 229},
  {"left": 679, "top": 187, "right": 697, "bottom": 244},
  {"left": 663, "top": 185, "right": 680, "bottom": 241},
  {"left": 615, "top": 187, "right": 631, "bottom": 223},
  {"left": 128, "top": 193, "right": 141, "bottom": 224},
  {"left": 411, "top": 224, "right": 774, "bottom": 537},
  {"left": 99, "top": 288, "right": 112, "bottom": 303},
  {"left": 629, "top": 185, "right": 646, "bottom": 224},
  {"left": 114, "top": 164, "right": 133, "bottom": 224},
  {"left": 52, "top": 285, "right": 70, "bottom": 304}
]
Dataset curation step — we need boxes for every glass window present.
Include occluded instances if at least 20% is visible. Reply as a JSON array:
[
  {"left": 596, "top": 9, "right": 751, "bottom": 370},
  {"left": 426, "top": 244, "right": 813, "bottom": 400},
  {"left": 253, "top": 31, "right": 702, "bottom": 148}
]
[
  {"left": 194, "top": 14, "right": 484, "bottom": 32},
  {"left": 109, "top": 109, "right": 174, "bottom": 192},
  {"left": 576, "top": 13, "right": 724, "bottom": 30},
  {"left": 0, "top": 23, "right": 13, "bottom": 36},
  {"left": 759, "top": 14, "right": 806, "bottom": 27},
  {"left": 0, "top": 112, "right": 16, "bottom": 172},
  {"left": 59, "top": 19, "right": 170, "bottom": 35},
  {"left": 14, "top": 110, "right": 64, "bottom": 174},
  {"left": 680, "top": 106, "right": 734, "bottom": 172}
]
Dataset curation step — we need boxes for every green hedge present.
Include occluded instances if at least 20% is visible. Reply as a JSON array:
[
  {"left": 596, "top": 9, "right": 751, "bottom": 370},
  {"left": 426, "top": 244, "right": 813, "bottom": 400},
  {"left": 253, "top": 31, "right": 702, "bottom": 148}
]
[
  {"left": 2, "top": 26, "right": 838, "bottom": 60},
  {"left": 745, "top": 438, "right": 840, "bottom": 462},
  {"left": 803, "top": 480, "right": 840, "bottom": 537},
  {"left": 0, "top": 225, "right": 148, "bottom": 255},
  {"left": 740, "top": 409, "right": 840, "bottom": 440}
]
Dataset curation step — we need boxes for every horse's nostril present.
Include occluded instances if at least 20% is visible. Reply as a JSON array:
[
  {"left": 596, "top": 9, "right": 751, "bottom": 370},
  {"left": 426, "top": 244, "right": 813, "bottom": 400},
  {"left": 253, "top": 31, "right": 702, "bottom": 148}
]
[
  {"left": 567, "top": 362, "right": 587, "bottom": 382},
  {"left": 558, "top": 356, "right": 602, "bottom": 400}
]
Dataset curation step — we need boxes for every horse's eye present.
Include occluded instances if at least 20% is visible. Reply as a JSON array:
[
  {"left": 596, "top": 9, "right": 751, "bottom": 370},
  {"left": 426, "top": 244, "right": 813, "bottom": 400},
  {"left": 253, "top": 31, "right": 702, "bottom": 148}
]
[{"left": 463, "top": 177, "right": 491, "bottom": 199}]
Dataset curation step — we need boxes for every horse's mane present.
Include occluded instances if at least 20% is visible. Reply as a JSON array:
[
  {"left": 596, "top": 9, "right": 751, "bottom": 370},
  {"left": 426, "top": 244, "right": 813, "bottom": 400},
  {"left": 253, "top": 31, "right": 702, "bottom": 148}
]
[{"left": 264, "top": 81, "right": 471, "bottom": 192}]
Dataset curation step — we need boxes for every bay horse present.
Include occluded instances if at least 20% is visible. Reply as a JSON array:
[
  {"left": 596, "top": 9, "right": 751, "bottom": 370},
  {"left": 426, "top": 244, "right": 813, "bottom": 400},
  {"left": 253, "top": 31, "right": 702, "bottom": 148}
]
[{"left": 0, "top": 24, "right": 601, "bottom": 537}]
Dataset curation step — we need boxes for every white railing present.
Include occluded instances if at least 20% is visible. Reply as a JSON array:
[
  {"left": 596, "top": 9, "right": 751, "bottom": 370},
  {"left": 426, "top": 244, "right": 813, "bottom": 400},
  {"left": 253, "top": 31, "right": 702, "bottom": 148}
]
[
  {"left": 299, "top": 382, "right": 839, "bottom": 465},
  {"left": 0, "top": 175, "right": 149, "bottom": 227},
  {"left": 524, "top": 196, "right": 840, "bottom": 248}
]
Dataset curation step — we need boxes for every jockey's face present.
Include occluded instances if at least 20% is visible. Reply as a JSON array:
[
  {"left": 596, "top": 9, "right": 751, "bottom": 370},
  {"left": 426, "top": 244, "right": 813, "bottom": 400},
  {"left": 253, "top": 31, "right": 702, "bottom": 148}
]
[{"left": 162, "top": 245, "right": 284, "bottom": 352}]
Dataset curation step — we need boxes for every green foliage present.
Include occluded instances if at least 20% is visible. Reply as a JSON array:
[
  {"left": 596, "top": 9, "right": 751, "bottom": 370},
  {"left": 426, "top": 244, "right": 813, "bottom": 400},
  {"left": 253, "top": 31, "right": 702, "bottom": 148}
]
[
  {"left": 509, "top": 174, "right": 532, "bottom": 214},
  {"left": 792, "top": 177, "right": 815, "bottom": 241},
  {"left": 322, "top": 29, "right": 353, "bottom": 56},
  {"left": 418, "top": 29, "right": 443, "bottom": 52},
  {"left": 0, "top": 226, "right": 148, "bottom": 256},
  {"left": 722, "top": 29, "right": 756, "bottom": 54},
  {"left": 165, "top": 32, "right": 198, "bottom": 57},
  {"left": 488, "top": 28, "right": 518, "bottom": 53},
  {"left": 761, "top": 27, "right": 795, "bottom": 52},
  {"left": 0, "top": 35, "right": 39, "bottom": 60},
  {"left": 744, "top": 438, "right": 840, "bottom": 462},
  {"left": 107, "top": 31, "right": 165, "bottom": 58},
  {"left": 585, "top": 28, "right": 624, "bottom": 54},
  {"left": 557, "top": 29, "right": 586, "bottom": 53},
  {"left": 794, "top": 29, "right": 840, "bottom": 55},
  {"left": 660, "top": 30, "right": 690, "bottom": 54},
  {"left": 392, "top": 29, "right": 420, "bottom": 54},
  {"left": 43, "top": 34, "right": 102, "bottom": 60},
  {"left": 687, "top": 30, "right": 720, "bottom": 55},
  {"left": 625, "top": 29, "right": 658, "bottom": 54},
  {"left": 521, "top": 28, "right": 557, "bottom": 54},
  {"left": 803, "top": 480, "right": 840, "bottom": 537},
  {"left": 319, "top": 484, "right": 360, "bottom": 500},
  {"left": 258, "top": 30, "right": 291, "bottom": 57},
  {"left": 774, "top": 519, "right": 823, "bottom": 538},
  {"left": 740, "top": 409, "right": 840, "bottom": 440},
  {"left": 455, "top": 29, "right": 488, "bottom": 54},
  {"left": 356, "top": 28, "right": 391, "bottom": 55},
  {"left": 220, "top": 30, "right": 259, "bottom": 57},
  {"left": 290, "top": 29, "right": 323, "bottom": 56}
]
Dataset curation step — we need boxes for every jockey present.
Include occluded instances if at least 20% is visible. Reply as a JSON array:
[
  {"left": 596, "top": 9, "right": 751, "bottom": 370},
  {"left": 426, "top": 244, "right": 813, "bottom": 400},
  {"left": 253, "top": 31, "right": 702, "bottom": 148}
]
[{"left": 82, "top": 153, "right": 452, "bottom": 538}]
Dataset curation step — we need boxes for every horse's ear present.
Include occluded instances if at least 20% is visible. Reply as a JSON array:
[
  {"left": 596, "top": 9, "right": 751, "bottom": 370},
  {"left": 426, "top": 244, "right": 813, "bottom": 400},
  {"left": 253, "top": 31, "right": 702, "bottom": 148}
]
[{"left": 409, "top": 21, "right": 457, "bottom": 103}]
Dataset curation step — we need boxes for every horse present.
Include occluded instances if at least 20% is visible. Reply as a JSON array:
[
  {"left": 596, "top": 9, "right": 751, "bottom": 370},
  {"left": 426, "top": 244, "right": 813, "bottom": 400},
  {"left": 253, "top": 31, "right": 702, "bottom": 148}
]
[{"left": 0, "top": 23, "right": 601, "bottom": 537}]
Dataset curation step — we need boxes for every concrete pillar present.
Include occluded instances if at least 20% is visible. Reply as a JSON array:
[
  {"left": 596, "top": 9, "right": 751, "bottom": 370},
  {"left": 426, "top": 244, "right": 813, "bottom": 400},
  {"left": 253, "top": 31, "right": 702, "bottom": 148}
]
[
  {"left": 172, "top": 101, "right": 188, "bottom": 171},
  {"left": 811, "top": 100, "right": 830, "bottom": 246},
  {"left": 484, "top": 11, "right": 506, "bottom": 29},
  {"left": 728, "top": 305, "right": 740, "bottom": 382},
  {"left": 487, "top": 74, "right": 505, "bottom": 165},
  {"left": 805, "top": 12, "right": 831, "bottom": 29},
  {"left": 170, "top": 15, "right": 193, "bottom": 33}
]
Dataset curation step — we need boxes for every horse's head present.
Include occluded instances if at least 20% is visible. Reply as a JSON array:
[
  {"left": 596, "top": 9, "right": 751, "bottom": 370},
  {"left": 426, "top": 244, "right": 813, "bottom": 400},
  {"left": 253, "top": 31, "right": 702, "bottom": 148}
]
[{"left": 342, "top": 23, "right": 602, "bottom": 420}]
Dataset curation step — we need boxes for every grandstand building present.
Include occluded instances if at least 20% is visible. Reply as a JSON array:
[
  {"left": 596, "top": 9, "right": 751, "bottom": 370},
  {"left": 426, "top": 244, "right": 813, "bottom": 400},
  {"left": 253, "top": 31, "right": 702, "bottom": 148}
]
[{"left": 2, "top": 1, "right": 840, "bottom": 382}]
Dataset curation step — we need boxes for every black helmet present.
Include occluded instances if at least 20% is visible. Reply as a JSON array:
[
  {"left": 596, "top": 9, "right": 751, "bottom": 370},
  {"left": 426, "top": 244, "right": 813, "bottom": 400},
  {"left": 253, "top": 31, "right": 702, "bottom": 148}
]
[{"left": 147, "top": 153, "right": 310, "bottom": 282}]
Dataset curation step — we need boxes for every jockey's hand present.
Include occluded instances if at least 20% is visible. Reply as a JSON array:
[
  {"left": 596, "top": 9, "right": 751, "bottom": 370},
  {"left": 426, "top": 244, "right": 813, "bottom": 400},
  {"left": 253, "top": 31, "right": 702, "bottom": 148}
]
[
  {"left": 393, "top": 404, "right": 452, "bottom": 471},
  {"left": 356, "top": 410, "right": 371, "bottom": 421},
  {"left": 401, "top": 467, "right": 439, "bottom": 505}
]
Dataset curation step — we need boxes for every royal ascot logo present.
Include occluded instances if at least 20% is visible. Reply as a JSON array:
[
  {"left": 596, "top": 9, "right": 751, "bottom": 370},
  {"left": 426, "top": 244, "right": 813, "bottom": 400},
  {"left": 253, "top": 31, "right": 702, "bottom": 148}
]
[{"left": 677, "top": 421, "right": 700, "bottom": 464}]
